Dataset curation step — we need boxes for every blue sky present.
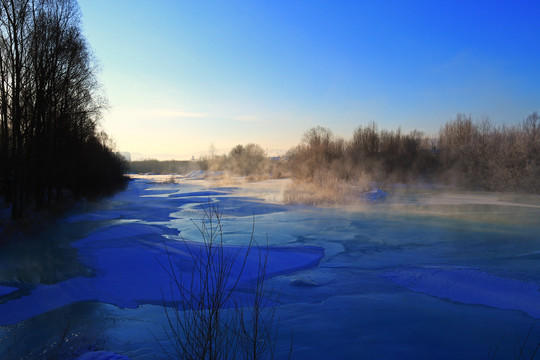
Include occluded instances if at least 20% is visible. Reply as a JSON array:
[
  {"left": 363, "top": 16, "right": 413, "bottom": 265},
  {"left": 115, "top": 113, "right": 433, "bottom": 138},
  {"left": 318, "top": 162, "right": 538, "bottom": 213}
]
[{"left": 78, "top": 0, "right": 540, "bottom": 160}]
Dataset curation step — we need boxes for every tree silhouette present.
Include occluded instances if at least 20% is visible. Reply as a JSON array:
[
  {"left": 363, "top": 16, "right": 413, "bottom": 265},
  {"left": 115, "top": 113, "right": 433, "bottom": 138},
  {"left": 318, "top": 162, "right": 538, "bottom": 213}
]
[{"left": 0, "top": 0, "right": 126, "bottom": 220}]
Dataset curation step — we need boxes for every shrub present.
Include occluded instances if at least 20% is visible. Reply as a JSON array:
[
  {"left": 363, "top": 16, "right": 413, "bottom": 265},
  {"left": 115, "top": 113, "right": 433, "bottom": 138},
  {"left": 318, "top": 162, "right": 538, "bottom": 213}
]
[
  {"left": 158, "top": 203, "right": 286, "bottom": 360},
  {"left": 285, "top": 112, "right": 540, "bottom": 203}
]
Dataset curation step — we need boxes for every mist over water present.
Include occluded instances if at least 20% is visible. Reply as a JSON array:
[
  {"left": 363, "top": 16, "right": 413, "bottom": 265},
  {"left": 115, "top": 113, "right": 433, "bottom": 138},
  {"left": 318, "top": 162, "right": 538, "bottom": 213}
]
[{"left": 1, "top": 178, "right": 540, "bottom": 359}]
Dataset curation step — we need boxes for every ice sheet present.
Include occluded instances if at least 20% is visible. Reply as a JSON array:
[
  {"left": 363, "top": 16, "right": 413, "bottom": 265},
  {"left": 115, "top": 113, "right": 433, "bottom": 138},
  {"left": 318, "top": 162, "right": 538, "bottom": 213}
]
[
  {"left": 383, "top": 265, "right": 540, "bottom": 318},
  {"left": 3, "top": 178, "right": 540, "bottom": 359},
  {"left": 77, "top": 351, "right": 130, "bottom": 360},
  {"left": 0, "top": 284, "right": 17, "bottom": 296},
  {"left": 0, "top": 223, "right": 323, "bottom": 326}
]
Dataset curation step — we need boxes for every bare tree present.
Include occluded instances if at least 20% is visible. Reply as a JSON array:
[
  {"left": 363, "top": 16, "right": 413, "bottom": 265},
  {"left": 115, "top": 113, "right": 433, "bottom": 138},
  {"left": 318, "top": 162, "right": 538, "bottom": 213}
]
[
  {"left": 158, "top": 203, "right": 284, "bottom": 360},
  {"left": 0, "top": 0, "right": 123, "bottom": 220}
]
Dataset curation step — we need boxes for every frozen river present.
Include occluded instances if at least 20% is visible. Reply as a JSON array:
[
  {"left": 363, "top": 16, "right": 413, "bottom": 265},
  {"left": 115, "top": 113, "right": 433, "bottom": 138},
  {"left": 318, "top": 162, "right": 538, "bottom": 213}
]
[{"left": 1, "top": 177, "right": 540, "bottom": 359}]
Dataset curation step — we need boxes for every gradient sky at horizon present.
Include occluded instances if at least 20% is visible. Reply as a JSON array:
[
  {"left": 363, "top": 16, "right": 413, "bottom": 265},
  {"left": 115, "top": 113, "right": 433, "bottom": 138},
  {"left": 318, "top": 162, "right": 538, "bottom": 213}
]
[{"left": 78, "top": 0, "right": 540, "bottom": 160}]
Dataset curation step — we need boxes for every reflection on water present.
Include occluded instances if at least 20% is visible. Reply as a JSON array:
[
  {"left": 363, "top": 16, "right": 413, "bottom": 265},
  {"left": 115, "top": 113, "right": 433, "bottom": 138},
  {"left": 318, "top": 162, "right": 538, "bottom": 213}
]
[
  {"left": 0, "top": 231, "right": 94, "bottom": 286},
  {"left": 0, "top": 301, "right": 106, "bottom": 360},
  {"left": 1, "top": 179, "right": 540, "bottom": 359}
]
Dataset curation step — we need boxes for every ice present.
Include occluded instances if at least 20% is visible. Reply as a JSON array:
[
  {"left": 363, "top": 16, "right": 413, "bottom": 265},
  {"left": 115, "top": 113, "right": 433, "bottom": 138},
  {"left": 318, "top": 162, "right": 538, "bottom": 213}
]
[
  {"left": 289, "top": 272, "right": 336, "bottom": 287},
  {"left": 364, "top": 188, "right": 388, "bottom": 202},
  {"left": 383, "top": 265, "right": 540, "bottom": 318},
  {"left": 188, "top": 197, "right": 289, "bottom": 217},
  {"left": 77, "top": 351, "right": 130, "bottom": 360},
  {"left": 0, "top": 221, "right": 323, "bottom": 326},
  {"left": 2, "top": 178, "right": 540, "bottom": 359},
  {"left": 167, "top": 190, "right": 229, "bottom": 198},
  {"left": 0, "top": 284, "right": 17, "bottom": 296}
]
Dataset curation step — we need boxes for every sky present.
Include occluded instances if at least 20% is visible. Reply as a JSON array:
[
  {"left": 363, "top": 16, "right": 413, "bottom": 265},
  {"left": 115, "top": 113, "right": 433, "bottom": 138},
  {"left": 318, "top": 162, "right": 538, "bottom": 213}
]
[{"left": 78, "top": 0, "right": 540, "bottom": 160}]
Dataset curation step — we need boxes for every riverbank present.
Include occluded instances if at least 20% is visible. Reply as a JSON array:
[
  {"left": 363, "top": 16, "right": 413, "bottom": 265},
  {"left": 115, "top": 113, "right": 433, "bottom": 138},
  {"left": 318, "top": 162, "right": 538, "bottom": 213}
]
[
  {"left": 0, "top": 177, "right": 129, "bottom": 244},
  {"left": 0, "top": 196, "right": 79, "bottom": 243}
]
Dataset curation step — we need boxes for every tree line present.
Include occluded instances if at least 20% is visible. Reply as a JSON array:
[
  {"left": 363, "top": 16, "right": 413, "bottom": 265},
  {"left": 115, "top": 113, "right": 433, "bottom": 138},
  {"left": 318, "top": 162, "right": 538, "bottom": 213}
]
[
  {"left": 286, "top": 112, "right": 540, "bottom": 193},
  {"left": 129, "top": 159, "right": 196, "bottom": 175},
  {"left": 199, "top": 143, "right": 272, "bottom": 179},
  {"left": 129, "top": 112, "right": 539, "bottom": 195},
  {"left": 0, "top": 0, "right": 126, "bottom": 220}
]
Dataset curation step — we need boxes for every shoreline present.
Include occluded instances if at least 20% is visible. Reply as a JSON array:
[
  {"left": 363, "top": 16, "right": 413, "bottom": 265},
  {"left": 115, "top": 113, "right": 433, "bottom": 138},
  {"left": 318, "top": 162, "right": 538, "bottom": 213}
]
[{"left": 128, "top": 173, "right": 540, "bottom": 209}]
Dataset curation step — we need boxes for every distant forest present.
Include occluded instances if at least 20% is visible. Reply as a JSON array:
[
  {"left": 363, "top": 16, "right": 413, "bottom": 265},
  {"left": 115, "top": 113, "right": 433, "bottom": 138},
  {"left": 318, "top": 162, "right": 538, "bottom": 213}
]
[
  {"left": 283, "top": 113, "right": 540, "bottom": 203},
  {"left": 129, "top": 160, "right": 196, "bottom": 175},
  {"left": 0, "top": 0, "right": 126, "bottom": 220},
  {"left": 133, "top": 113, "right": 540, "bottom": 199}
]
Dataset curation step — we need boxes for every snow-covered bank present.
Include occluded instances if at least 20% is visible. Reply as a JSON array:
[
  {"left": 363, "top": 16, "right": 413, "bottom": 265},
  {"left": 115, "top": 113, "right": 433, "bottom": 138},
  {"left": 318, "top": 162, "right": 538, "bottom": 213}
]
[{"left": 129, "top": 172, "right": 293, "bottom": 204}]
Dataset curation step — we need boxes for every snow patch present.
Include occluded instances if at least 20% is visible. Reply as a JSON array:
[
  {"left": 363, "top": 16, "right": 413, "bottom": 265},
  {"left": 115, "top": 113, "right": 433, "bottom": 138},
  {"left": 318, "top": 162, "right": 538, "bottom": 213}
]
[
  {"left": 183, "top": 170, "right": 224, "bottom": 180},
  {"left": 183, "top": 170, "right": 207, "bottom": 179}
]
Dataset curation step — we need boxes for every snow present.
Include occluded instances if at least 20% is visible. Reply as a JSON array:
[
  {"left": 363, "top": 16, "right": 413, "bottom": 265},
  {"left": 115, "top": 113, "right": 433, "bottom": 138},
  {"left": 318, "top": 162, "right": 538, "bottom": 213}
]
[
  {"left": 183, "top": 169, "right": 207, "bottom": 179},
  {"left": 182, "top": 170, "right": 223, "bottom": 180}
]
